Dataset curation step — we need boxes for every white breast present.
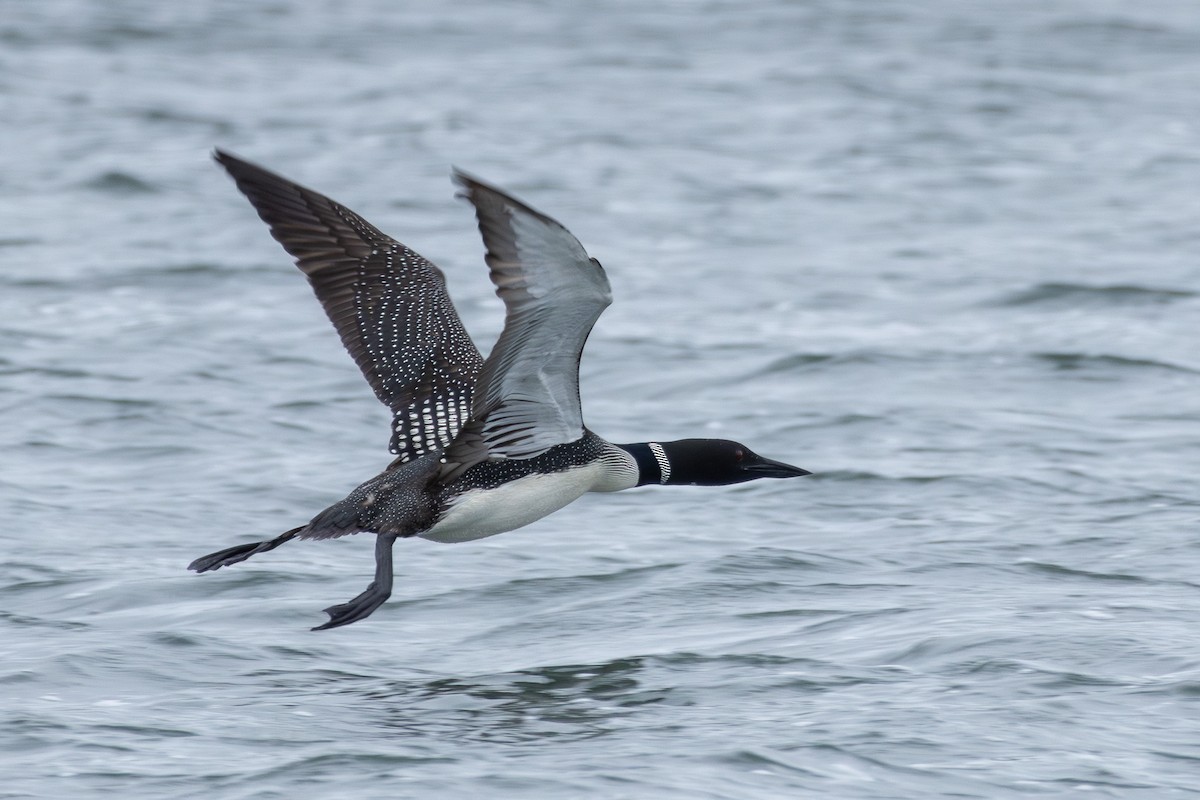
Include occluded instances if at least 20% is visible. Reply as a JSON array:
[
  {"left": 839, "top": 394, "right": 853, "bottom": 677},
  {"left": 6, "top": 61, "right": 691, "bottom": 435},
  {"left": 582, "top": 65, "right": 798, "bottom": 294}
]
[{"left": 420, "top": 464, "right": 604, "bottom": 544}]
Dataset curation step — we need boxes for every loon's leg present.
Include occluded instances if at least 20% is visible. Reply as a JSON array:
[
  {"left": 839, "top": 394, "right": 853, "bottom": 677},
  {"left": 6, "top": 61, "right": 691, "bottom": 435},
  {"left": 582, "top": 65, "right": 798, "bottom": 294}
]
[
  {"left": 312, "top": 533, "right": 397, "bottom": 631},
  {"left": 188, "top": 526, "right": 304, "bottom": 573}
]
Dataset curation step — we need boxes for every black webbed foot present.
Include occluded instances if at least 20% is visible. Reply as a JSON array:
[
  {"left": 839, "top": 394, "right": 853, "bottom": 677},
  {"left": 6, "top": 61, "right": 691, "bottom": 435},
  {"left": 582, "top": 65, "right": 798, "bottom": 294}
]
[
  {"left": 310, "top": 533, "right": 397, "bottom": 631},
  {"left": 188, "top": 542, "right": 264, "bottom": 572},
  {"left": 312, "top": 582, "right": 392, "bottom": 630},
  {"left": 188, "top": 526, "right": 303, "bottom": 572}
]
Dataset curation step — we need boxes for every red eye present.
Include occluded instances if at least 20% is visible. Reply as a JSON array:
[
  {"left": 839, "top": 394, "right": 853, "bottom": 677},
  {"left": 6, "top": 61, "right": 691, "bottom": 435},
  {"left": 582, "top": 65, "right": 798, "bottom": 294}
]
[{"left": 734, "top": 449, "right": 745, "bottom": 462}]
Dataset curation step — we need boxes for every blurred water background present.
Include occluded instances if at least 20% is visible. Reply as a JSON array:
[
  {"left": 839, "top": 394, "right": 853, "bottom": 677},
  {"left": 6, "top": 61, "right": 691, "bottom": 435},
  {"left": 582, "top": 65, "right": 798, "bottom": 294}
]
[{"left": 3, "top": 1, "right": 1200, "bottom": 797}]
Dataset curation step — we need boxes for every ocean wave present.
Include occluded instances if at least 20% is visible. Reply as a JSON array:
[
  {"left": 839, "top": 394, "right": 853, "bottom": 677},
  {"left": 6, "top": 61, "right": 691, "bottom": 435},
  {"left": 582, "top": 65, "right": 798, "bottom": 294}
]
[{"left": 990, "top": 282, "right": 1195, "bottom": 308}]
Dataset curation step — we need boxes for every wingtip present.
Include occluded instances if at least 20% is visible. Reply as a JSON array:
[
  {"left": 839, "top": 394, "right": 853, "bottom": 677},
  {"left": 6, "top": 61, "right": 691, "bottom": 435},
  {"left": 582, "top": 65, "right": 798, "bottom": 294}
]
[
  {"left": 450, "top": 170, "right": 570, "bottom": 232},
  {"left": 450, "top": 166, "right": 487, "bottom": 199},
  {"left": 210, "top": 150, "right": 289, "bottom": 191},
  {"left": 211, "top": 148, "right": 250, "bottom": 178}
]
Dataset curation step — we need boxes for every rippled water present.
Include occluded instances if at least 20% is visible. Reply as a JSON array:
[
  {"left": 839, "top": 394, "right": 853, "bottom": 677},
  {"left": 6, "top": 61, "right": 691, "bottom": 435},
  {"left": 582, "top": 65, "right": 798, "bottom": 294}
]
[{"left": 4, "top": 1, "right": 1200, "bottom": 797}]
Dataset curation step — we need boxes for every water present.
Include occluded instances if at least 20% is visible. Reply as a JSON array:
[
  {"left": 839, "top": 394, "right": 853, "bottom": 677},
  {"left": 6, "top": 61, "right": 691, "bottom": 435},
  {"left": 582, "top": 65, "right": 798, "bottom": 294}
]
[{"left": 4, "top": 1, "right": 1200, "bottom": 796}]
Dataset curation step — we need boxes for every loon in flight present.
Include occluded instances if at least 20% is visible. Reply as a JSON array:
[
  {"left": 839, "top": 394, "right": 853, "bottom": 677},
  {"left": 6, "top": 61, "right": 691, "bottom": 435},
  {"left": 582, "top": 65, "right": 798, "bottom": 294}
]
[{"left": 190, "top": 151, "right": 810, "bottom": 630}]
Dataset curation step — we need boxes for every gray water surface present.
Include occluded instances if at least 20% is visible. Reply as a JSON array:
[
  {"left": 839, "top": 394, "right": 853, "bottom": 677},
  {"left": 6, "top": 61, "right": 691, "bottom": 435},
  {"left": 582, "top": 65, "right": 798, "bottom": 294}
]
[{"left": 4, "top": 1, "right": 1200, "bottom": 797}]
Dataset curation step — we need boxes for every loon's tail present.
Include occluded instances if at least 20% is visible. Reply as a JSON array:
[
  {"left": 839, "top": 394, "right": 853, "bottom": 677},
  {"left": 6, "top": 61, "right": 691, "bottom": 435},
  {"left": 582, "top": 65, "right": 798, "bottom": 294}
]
[{"left": 188, "top": 526, "right": 304, "bottom": 573}]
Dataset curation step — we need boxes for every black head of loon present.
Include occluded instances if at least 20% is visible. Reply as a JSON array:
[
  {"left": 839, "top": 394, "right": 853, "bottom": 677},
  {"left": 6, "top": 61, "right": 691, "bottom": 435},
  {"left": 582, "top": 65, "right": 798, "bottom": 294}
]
[{"left": 618, "top": 439, "right": 811, "bottom": 487}]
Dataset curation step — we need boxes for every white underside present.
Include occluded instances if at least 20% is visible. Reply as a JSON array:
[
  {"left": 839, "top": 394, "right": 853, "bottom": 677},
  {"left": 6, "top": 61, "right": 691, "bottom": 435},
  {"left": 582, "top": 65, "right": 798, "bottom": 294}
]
[{"left": 420, "top": 463, "right": 610, "bottom": 544}]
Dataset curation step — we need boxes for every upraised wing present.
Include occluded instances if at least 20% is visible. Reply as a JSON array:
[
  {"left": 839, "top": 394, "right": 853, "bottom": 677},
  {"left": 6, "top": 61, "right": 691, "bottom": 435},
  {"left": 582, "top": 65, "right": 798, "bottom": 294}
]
[
  {"left": 214, "top": 151, "right": 483, "bottom": 461},
  {"left": 442, "top": 171, "right": 612, "bottom": 475}
]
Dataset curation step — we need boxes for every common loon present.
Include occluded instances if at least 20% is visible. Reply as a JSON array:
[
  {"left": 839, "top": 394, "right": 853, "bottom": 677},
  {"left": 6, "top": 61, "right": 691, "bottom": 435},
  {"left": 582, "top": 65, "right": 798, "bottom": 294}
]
[{"left": 190, "top": 151, "right": 811, "bottom": 630}]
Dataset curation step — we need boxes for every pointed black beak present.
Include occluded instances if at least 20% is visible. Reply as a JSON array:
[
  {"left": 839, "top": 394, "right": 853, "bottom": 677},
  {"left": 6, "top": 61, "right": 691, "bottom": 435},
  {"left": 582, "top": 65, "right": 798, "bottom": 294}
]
[{"left": 743, "top": 456, "right": 812, "bottom": 479}]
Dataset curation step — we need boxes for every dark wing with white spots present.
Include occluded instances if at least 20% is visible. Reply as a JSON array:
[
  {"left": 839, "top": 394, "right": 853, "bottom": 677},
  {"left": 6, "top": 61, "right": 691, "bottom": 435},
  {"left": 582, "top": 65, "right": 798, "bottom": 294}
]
[
  {"left": 441, "top": 170, "right": 612, "bottom": 476},
  {"left": 214, "top": 150, "right": 483, "bottom": 461}
]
